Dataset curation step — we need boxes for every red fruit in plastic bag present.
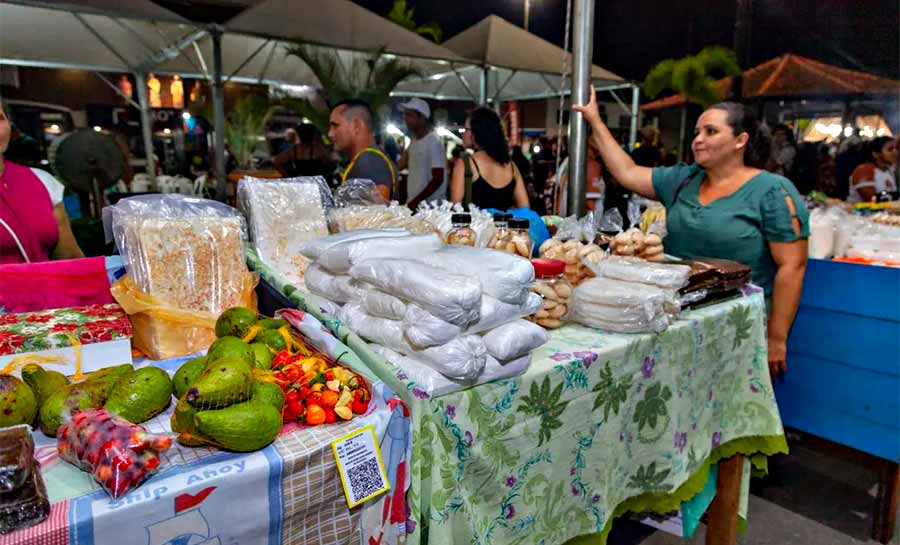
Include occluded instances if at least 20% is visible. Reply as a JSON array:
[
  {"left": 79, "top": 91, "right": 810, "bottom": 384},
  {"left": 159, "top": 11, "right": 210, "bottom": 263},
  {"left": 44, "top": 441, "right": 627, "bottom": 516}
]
[{"left": 58, "top": 408, "right": 172, "bottom": 499}]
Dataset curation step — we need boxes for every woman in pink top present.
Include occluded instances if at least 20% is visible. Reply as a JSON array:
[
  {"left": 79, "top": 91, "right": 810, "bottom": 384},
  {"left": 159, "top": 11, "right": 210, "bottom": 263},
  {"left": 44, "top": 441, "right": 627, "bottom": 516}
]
[{"left": 0, "top": 101, "right": 84, "bottom": 264}]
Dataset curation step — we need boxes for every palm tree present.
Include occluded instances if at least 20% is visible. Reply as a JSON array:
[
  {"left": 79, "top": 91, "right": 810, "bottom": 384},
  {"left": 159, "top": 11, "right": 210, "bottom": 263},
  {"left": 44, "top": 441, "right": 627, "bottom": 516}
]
[
  {"left": 224, "top": 95, "right": 274, "bottom": 170},
  {"left": 280, "top": 44, "right": 420, "bottom": 134},
  {"left": 387, "top": 0, "right": 443, "bottom": 44},
  {"left": 644, "top": 47, "right": 742, "bottom": 158}
]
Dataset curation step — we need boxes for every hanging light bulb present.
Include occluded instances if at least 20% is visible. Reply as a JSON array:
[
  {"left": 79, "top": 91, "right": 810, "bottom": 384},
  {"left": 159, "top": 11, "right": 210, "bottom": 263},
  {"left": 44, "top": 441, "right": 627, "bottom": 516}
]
[{"left": 170, "top": 75, "right": 184, "bottom": 108}]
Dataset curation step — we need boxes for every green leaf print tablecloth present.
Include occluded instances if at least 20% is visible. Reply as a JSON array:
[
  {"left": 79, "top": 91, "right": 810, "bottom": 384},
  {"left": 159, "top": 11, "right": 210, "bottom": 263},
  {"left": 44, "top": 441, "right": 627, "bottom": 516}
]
[{"left": 249, "top": 251, "right": 788, "bottom": 545}]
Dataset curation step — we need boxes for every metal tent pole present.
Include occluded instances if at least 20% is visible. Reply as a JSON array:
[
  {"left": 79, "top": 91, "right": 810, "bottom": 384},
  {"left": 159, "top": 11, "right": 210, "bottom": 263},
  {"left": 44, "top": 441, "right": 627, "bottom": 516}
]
[
  {"left": 629, "top": 84, "right": 640, "bottom": 150},
  {"left": 479, "top": 66, "right": 489, "bottom": 106},
  {"left": 133, "top": 72, "right": 157, "bottom": 180},
  {"left": 566, "top": 0, "right": 595, "bottom": 217},
  {"left": 211, "top": 27, "right": 227, "bottom": 201}
]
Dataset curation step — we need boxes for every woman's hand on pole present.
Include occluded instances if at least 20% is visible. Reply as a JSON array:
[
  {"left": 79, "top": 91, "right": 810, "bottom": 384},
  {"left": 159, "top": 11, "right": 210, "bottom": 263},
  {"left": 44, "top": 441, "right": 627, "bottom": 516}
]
[{"left": 572, "top": 85, "right": 602, "bottom": 127}]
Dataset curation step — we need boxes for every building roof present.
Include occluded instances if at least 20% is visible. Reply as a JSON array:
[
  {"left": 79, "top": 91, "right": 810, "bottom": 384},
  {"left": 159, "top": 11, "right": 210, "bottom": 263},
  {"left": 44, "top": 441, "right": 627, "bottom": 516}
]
[{"left": 642, "top": 54, "right": 900, "bottom": 111}]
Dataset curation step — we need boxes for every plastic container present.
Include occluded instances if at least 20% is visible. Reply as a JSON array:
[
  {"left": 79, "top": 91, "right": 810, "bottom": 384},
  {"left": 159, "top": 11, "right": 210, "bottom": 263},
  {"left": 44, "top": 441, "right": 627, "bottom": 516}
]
[
  {"left": 507, "top": 219, "right": 534, "bottom": 258},
  {"left": 527, "top": 258, "right": 572, "bottom": 329},
  {"left": 487, "top": 213, "right": 513, "bottom": 251},
  {"left": 447, "top": 213, "right": 476, "bottom": 246}
]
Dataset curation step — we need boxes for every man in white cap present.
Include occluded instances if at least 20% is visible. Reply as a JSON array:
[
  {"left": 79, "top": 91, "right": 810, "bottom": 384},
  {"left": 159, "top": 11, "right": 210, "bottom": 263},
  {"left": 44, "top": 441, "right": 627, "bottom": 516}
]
[{"left": 398, "top": 98, "right": 446, "bottom": 208}]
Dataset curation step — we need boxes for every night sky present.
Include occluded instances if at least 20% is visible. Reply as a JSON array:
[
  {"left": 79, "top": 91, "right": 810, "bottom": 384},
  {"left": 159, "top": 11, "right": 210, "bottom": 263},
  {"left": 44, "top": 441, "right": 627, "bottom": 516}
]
[{"left": 354, "top": 0, "right": 900, "bottom": 83}]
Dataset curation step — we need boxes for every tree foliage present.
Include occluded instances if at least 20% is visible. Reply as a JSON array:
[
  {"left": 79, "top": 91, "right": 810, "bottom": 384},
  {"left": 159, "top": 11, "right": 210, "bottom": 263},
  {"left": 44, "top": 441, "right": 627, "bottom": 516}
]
[
  {"left": 387, "top": 0, "right": 443, "bottom": 43},
  {"left": 644, "top": 46, "right": 742, "bottom": 107}
]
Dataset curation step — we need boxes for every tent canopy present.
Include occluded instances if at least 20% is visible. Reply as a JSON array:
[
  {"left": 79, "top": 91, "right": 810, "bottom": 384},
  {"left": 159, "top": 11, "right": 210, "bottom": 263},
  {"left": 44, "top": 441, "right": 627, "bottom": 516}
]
[
  {"left": 392, "top": 15, "right": 626, "bottom": 102},
  {"left": 643, "top": 54, "right": 900, "bottom": 111},
  {"left": 2, "top": 0, "right": 190, "bottom": 23}
]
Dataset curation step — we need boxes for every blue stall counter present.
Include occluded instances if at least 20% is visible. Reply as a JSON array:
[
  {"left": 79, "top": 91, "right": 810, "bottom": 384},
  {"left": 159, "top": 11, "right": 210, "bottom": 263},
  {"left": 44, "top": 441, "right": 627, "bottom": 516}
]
[{"left": 778, "top": 258, "right": 900, "bottom": 462}]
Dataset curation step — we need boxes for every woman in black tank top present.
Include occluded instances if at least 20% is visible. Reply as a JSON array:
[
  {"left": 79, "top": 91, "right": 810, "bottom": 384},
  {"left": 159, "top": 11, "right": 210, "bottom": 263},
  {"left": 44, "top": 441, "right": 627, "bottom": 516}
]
[{"left": 450, "top": 108, "right": 530, "bottom": 210}]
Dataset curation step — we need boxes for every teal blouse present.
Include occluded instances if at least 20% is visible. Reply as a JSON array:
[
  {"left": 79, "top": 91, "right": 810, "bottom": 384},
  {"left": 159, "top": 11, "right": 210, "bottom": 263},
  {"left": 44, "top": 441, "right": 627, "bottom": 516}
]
[{"left": 651, "top": 164, "right": 810, "bottom": 297}]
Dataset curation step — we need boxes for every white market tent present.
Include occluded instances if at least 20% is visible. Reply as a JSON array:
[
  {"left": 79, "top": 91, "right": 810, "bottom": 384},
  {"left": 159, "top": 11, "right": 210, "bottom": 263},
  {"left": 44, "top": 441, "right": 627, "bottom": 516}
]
[{"left": 392, "top": 15, "right": 641, "bottom": 146}]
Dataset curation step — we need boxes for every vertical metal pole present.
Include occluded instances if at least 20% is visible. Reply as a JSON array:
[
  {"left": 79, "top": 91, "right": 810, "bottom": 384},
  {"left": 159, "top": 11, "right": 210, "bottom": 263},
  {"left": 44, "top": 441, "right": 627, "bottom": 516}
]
[
  {"left": 629, "top": 84, "right": 640, "bottom": 151},
  {"left": 133, "top": 72, "right": 157, "bottom": 181},
  {"left": 524, "top": 0, "right": 531, "bottom": 31},
  {"left": 479, "top": 67, "right": 489, "bottom": 106},
  {"left": 566, "top": 0, "right": 594, "bottom": 217},
  {"left": 678, "top": 106, "right": 687, "bottom": 161},
  {"left": 212, "top": 28, "right": 227, "bottom": 201},
  {"left": 732, "top": 0, "right": 753, "bottom": 100}
]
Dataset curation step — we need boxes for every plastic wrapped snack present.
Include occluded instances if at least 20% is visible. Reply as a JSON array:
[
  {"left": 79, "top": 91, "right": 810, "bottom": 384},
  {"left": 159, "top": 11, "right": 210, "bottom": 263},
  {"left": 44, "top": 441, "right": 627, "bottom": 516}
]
[
  {"left": 304, "top": 264, "right": 365, "bottom": 304},
  {"left": 339, "top": 304, "right": 486, "bottom": 380},
  {"left": 482, "top": 319, "right": 548, "bottom": 362},
  {"left": 570, "top": 276, "right": 675, "bottom": 309},
  {"left": 538, "top": 239, "right": 603, "bottom": 286},
  {"left": 58, "top": 409, "right": 172, "bottom": 499},
  {"left": 417, "top": 245, "right": 534, "bottom": 305},
  {"left": 349, "top": 258, "right": 482, "bottom": 327},
  {"left": 0, "top": 426, "right": 33, "bottom": 494},
  {"left": 318, "top": 233, "right": 443, "bottom": 273},
  {"left": 237, "top": 176, "right": 332, "bottom": 281},
  {"left": 403, "top": 293, "right": 542, "bottom": 347},
  {"left": 298, "top": 229, "right": 410, "bottom": 261},
  {"left": 327, "top": 203, "right": 437, "bottom": 234},
  {"left": 371, "top": 345, "right": 530, "bottom": 397},
  {"left": 333, "top": 178, "right": 389, "bottom": 207},
  {"left": 587, "top": 256, "right": 691, "bottom": 290},
  {"left": 414, "top": 202, "right": 497, "bottom": 247},
  {"left": 105, "top": 194, "right": 249, "bottom": 314},
  {"left": 1, "top": 472, "right": 50, "bottom": 535},
  {"left": 565, "top": 307, "right": 670, "bottom": 333},
  {"left": 361, "top": 289, "right": 408, "bottom": 320}
]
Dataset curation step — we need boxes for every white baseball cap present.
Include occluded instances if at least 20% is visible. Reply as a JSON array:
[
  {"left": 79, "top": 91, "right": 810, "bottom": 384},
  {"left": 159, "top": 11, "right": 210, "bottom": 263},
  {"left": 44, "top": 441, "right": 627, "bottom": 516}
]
[{"left": 398, "top": 98, "right": 431, "bottom": 119}]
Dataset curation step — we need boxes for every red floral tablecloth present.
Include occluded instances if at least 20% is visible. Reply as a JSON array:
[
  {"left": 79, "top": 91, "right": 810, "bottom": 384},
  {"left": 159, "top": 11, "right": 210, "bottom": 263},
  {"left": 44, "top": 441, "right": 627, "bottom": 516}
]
[{"left": 0, "top": 305, "right": 132, "bottom": 356}]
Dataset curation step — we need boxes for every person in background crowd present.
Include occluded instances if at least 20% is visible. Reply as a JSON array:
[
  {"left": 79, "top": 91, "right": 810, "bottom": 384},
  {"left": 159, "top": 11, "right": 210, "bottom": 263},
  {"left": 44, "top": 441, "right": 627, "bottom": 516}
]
[
  {"left": 816, "top": 144, "right": 838, "bottom": 197},
  {"left": 767, "top": 124, "right": 797, "bottom": 177},
  {"left": 663, "top": 150, "right": 679, "bottom": 167},
  {"left": 3, "top": 124, "right": 42, "bottom": 167},
  {"left": 849, "top": 136, "right": 897, "bottom": 203},
  {"left": 398, "top": 98, "right": 446, "bottom": 209},
  {"left": 0, "top": 101, "right": 84, "bottom": 264},
  {"left": 531, "top": 137, "right": 555, "bottom": 215},
  {"left": 553, "top": 136, "right": 604, "bottom": 216},
  {"left": 574, "top": 86, "right": 809, "bottom": 378},
  {"left": 511, "top": 145, "right": 537, "bottom": 204},
  {"left": 449, "top": 108, "right": 528, "bottom": 211},
  {"left": 328, "top": 99, "right": 396, "bottom": 201},
  {"left": 630, "top": 126, "right": 663, "bottom": 167},
  {"left": 279, "top": 127, "right": 299, "bottom": 154},
  {"left": 274, "top": 123, "right": 334, "bottom": 179}
]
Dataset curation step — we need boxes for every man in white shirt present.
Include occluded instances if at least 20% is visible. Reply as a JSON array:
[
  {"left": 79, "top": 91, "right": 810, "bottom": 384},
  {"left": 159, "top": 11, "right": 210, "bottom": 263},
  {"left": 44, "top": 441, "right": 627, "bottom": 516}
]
[{"left": 398, "top": 98, "right": 446, "bottom": 209}]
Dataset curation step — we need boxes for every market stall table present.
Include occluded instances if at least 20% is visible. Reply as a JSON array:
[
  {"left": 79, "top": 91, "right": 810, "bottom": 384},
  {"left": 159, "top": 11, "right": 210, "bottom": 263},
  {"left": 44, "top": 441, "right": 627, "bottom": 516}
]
[
  {"left": 778, "top": 258, "right": 900, "bottom": 543},
  {"left": 250, "top": 252, "right": 788, "bottom": 545},
  {"left": 1, "top": 312, "right": 412, "bottom": 545}
]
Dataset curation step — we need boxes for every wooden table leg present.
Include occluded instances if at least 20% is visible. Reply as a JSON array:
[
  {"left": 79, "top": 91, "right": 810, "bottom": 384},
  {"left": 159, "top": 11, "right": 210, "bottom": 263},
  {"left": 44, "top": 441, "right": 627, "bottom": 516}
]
[
  {"left": 872, "top": 460, "right": 900, "bottom": 544},
  {"left": 706, "top": 455, "right": 744, "bottom": 545}
]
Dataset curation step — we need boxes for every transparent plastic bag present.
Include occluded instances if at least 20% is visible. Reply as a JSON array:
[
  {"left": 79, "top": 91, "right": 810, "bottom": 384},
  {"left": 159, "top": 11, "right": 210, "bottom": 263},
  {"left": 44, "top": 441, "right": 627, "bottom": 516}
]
[
  {"left": 104, "top": 194, "right": 249, "bottom": 314},
  {"left": 565, "top": 304, "right": 671, "bottom": 333},
  {"left": 586, "top": 256, "right": 691, "bottom": 289},
  {"left": 237, "top": 176, "right": 332, "bottom": 279},
  {"left": 361, "top": 289, "right": 407, "bottom": 320},
  {"left": 304, "top": 264, "right": 365, "bottom": 304},
  {"left": 349, "top": 258, "right": 482, "bottom": 327},
  {"left": 414, "top": 201, "right": 496, "bottom": 246},
  {"left": 370, "top": 345, "right": 530, "bottom": 396},
  {"left": 640, "top": 205, "right": 668, "bottom": 237},
  {"left": 111, "top": 274, "right": 257, "bottom": 360},
  {"left": 333, "top": 179, "right": 389, "bottom": 207},
  {"left": 317, "top": 233, "right": 443, "bottom": 273},
  {"left": 339, "top": 304, "right": 486, "bottom": 380},
  {"left": 626, "top": 199, "right": 643, "bottom": 230},
  {"left": 570, "top": 276, "right": 674, "bottom": 309},
  {"left": 598, "top": 208, "right": 624, "bottom": 234},
  {"left": 298, "top": 229, "right": 410, "bottom": 261},
  {"left": 57, "top": 409, "right": 172, "bottom": 499},
  {"left": 327, "top": 203, "right": 436, "bottom": 234},
  {"left": 417, "top": 245, "right": 534, "bottom": 304},
  {"left": 482, "top": 319, "right": 548, "bottom": 361}
]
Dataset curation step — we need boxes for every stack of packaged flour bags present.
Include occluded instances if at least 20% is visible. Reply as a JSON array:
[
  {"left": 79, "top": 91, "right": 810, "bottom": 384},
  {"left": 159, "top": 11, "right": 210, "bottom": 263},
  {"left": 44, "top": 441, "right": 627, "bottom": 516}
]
[{"left": 299, "top": 231, "right": 548, "bottom": 396}]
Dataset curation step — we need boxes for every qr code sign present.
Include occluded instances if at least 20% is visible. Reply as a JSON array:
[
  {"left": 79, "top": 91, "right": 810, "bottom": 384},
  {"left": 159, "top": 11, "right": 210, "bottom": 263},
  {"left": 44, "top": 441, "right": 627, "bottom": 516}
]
[{"left": 348, "top": 458, "right": 385, "bottom": 502}]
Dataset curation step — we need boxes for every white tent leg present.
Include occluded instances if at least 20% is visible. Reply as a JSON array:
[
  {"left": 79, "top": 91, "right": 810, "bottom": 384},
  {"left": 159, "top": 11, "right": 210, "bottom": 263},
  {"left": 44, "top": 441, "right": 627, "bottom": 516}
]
[
  {"left": 567, "top": 0, "right": 595, "bottom": 217},
  {"left": 212, "top": 29, "right": 227, "bottom": 200},
  {"left": 629, "top": 84, "right": 640, "bottom": 151},
  {"left": 479, "top": 67, "right": 489, "bottom": 106},
  {"left": 133, "top": 71, "right": 157, "bottom": 181}
]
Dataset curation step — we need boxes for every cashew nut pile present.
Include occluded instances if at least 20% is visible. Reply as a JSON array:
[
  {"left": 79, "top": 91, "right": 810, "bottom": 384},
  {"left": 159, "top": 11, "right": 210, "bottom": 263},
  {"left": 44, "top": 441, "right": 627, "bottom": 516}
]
[
  {"left": 611, "top": 228, "right": 665, "bottom": 262},
  {"left": 539, "top": 238, "right": 605, "bottom": 286},
  {"left": 488, "top": 229, "right": 533, "bottom": 257},
  {"left": 528, "top": 278, "right": 572, "bottom": 329}
]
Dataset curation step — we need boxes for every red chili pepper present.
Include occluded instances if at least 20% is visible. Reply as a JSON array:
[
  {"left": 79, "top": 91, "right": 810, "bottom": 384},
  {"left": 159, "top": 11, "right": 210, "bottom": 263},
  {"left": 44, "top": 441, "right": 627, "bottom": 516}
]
[
  {"left": 273, "top": 371, "right": 287, "bottom": 382},
  {"left": 351, "top": 399, "right": 369, "bottom": 415},
  {"left": 288, "top": 400, "right": 304, "bottom": 417},
  {"left": 298, "top": 386, "right": 310, "bottom": 400},
  {"left": 285, "top": 389, "right": 300, "bottom": 404},
  {"left": 324, "top": 371, "right": 334, "bottom": 382},
  {"left": 284, "top": 366, "right": 301, "bottom": 382},
  {"left": 323, "top": 408, "right": 336, "bottom": 424},
  {"left": 272, "top": 350, "right": 293, "bottom": 368}
]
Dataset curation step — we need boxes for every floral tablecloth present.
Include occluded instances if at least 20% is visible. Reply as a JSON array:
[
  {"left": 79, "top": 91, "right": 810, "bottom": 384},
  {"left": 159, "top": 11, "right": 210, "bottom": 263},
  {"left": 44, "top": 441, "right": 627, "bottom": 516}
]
[{"left": 249, "top": 251, "right": 788, "bottom": 545}]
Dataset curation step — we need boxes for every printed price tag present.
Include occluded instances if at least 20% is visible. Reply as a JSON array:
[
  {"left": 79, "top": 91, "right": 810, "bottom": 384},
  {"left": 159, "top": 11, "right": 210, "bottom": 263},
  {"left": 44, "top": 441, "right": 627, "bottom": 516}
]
[{"left": 331, "top": 425, "right": 390, "bottom": 508}]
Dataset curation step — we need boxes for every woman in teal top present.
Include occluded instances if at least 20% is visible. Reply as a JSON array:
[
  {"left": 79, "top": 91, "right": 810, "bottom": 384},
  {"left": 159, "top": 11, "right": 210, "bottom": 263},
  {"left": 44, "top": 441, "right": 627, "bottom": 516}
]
[{"left": 574, "top": 88, "right": 809, "bottom": 378}]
